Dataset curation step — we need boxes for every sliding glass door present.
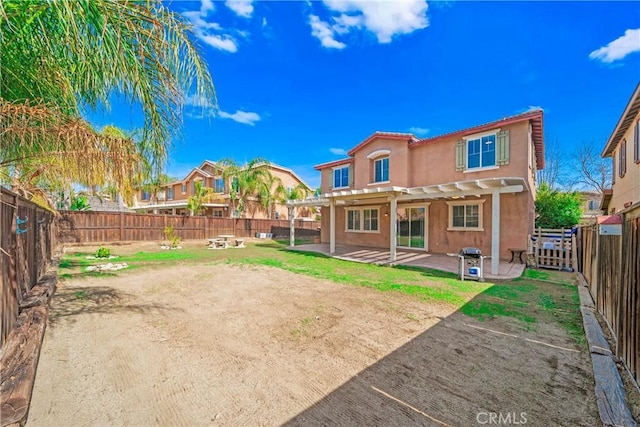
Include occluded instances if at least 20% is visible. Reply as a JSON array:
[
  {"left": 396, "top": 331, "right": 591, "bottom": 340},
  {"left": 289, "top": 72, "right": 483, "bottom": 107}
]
[{"left": 397, "top": 206, "right": 427, "bottom": 250}]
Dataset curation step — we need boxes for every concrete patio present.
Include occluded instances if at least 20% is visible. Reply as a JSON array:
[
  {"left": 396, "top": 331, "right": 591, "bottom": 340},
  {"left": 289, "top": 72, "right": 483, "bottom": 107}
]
[{"left": 288, "top": 243, "right": 525, "bottom": 280}]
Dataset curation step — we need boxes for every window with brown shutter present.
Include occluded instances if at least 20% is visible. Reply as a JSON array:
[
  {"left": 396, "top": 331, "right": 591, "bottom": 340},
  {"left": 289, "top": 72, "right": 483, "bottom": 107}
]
[
  {"left": 635, "top": 119, "right": 640, "bottom": 164},
  {"left": 619, "top": 139, "right": 627, "bottom": 178}
]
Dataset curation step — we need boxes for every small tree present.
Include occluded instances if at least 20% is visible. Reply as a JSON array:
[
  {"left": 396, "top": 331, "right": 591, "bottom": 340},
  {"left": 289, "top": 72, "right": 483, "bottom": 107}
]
[
  {"left": 187, "top": 181, "right": 214, "bottom": 216},
  {"left": 571, "top": 142, "right": 611, "bottom": 194},
  {"left": 70, "top": 194, "right": 91, "bottom": 211},
  {"left": 535, "top": 183, "right": 582, "bottom": 228}
]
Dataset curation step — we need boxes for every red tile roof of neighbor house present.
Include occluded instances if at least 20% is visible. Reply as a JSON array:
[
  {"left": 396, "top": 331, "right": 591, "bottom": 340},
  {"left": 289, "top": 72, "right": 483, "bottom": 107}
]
[
  {"left": 316, "top": 110, "right": 545, "bottom": 171},
  {"left": 314, "top": 157, "right": 354, "bottom": 171},
  {"left": 411, "top": 109, "right": 545, "bottom": 169},
  {"left": 602, "top": 81, "right": 640, "bottom": 157},
  {"left": 597, "top": 214, "right": 622, "bottom": 225}
]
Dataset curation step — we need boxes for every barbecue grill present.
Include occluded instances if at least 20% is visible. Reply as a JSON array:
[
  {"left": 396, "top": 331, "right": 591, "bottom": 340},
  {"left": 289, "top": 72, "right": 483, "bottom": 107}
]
[{"left": 458, "top": 247, "right": 486, "bottom": 281}]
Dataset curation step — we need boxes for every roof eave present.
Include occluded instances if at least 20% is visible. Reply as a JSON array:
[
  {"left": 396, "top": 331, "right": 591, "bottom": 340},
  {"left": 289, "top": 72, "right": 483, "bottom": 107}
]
[
  {"left": 601, "top": 82, "right": 640, "bottom": 158},
  {"left": 314, "top": 158, "right": 354, "bottom": 170},
  {"left": 347, "top": 132, "right": 418, "bottom": 157}
]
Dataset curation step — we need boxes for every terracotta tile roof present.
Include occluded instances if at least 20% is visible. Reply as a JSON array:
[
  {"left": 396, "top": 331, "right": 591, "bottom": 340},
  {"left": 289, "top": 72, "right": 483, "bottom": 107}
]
[
  {"left": 347, "top": 131, "right": 419, "bottom": 156},
  {"left": 314, "top": 157, "right": 354, "bottom": 171},
  {"left": 411, "top": 110, "right": 545, "bottom": 169}
]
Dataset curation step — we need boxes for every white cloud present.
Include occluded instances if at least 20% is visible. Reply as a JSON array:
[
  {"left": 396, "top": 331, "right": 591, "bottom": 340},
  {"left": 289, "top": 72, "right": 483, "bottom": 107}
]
[
  {"left": 310, "top": 15, "right": 346, "bottom": 49},
  {"left": 519, "top": 105, "right": 544, "bottom": 114},
  {"left": 199, "top": 34, "right": 238, "bottom": 53},
  {"left": 309, "top": 0, "right": 429, "bottom": 49},
  {"left": 182, "top": 1, "right": 238, "bottom": 53},
  {"left": 329, "top": 148, "right": 347, "bottom": 155},
  {"left": 408, "top": 126, "right": 429, "bottom": 136},
  {"left": 589, "top": 29, "right": 640, "bottom": 63},
  {"left": 184, "top": 94, "right": 215, "bottom": 108},
  {"left": 219, "top": 110, "right": 261, "bottom": 126},
  {"left": 262, "top": 17, "right": 268, "bottom": 27},
  {"left": 225, "top": 0, "right": 254, "bottom": 18},
  {"left": 200, "top": 0, "right": 215, "bottom": 14}
]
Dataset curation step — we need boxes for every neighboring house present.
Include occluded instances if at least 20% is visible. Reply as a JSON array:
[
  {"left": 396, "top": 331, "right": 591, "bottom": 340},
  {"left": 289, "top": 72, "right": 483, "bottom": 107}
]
[
  {"left": 579, "top": 191, "right": 604, "bottom": 224},
  {"left": 600, "top": 82, "right": 640, "bottom": 214},
  {"left": 289, "top": 110, "right": 544, "bottom": 275},
  {"left": 133, "top": 160, "right": 312, "bottom": 219}
]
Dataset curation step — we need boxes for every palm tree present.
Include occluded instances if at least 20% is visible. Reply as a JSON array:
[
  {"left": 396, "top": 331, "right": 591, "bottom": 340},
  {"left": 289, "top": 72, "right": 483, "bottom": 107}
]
[
  {"left": 258, "top": 175, "right": 286, "bottom": 219},
  {"left": 187, "top": 181, "right": 215, "bottom": 216},
  {"left": 285, "top": 183, "right": 312, "bottom": 202},
  {"left": 0, "top": 105, "right": 142, "bottom": 208},
  {"left": 1, "top": 0, "right": 215, "bottom": 206},
  {"left": 220, "top": 158, "right": 272, "bottom": 218}
]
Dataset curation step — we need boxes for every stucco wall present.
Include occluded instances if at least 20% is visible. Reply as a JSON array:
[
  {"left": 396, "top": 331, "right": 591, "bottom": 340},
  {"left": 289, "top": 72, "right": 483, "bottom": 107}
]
[
  {"left": 320, "top": 191, "right": 533, "bottom": 260},
  {"left": 320, "top": 121, "right": 536, "bottom": 193},
  {"left": 408, "top": 121, "right": 533, "bottom": 186},
  {"left": 609, "top": 113, "right": 640, "bottom": 213},
  {"left": 352, "top": 137, "right": 411, "bottom": 188}
]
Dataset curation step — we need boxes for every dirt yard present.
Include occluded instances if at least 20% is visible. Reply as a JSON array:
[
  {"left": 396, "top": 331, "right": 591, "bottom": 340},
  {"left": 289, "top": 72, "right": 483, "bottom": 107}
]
[{"left": 29, "top": 244, "right": 599, "bottom": 426}]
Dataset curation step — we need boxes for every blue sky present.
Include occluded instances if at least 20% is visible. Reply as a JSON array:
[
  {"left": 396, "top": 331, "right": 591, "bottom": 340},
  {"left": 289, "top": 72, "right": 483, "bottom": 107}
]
[{"left": 89, "top": 0, "right": 640, "bottom": 189}]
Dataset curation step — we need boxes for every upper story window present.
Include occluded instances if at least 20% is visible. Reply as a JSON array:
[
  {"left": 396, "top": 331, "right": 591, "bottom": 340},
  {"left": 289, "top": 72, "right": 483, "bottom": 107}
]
[
  {"left": 467, "top": 134, "right": 496, "bottom": 169},
  {"left": 333, "top": 166, "right": 349, "bottom": 189},
  {"left": 181, "top": 183, "right": 187, "bottom": 194},
  {"left": 166, "top": 188, "right": 174, "bottom": 200},
  {"left": 374, "top": 157, "right": 389, "bottom": 183},
  {"left": 456, "top": 130, "right": 509, "bottom": 172},
  {"left": 367, "top": 149, "right": 391, "bottom": 184},
  {"left": 214, "top": 177, "right": 224, "bottom": 193},
  {"left": 141, "top": 191, "right": 150, "bottom": 201},
  {"left": 619, "top": 139, "right": 627, "bottom": 178}
]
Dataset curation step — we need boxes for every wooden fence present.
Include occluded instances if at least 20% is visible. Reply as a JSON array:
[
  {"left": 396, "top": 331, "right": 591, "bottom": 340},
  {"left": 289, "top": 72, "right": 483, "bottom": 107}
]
[
  {"left": 1, "top": 188, "right": 56, "bottom": 347},
  {"left": 57, "top": 211, "right": 321, "bottom": 244},
  {"left": 577, "top": 208, "right": 640, "bottom": 387},
  {"left": 529, "top": 228, "right": 575, "bottom": 271}
]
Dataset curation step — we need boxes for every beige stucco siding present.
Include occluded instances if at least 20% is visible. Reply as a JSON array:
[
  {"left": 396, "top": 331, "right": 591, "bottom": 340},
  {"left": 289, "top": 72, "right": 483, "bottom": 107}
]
[{"left": 609, "top": 113, "right": 640, "bottom": 213}]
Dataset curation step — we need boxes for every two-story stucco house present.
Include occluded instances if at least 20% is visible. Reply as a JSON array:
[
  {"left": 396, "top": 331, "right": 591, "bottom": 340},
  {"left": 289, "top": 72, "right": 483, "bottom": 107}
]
[
  {"left": 289, "top": 110, "right": 544, "bottom": 275},
  {"left": 133, "top": 160, "right": 312, "bottom": 219},
  {"left": 601, "top": 82, "right": 640, "bottom": 214}
]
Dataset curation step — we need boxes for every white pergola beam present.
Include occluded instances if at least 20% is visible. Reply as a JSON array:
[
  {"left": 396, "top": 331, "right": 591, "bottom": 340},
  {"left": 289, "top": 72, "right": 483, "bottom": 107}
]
[{"left": 397, "top": 185, "right": 523, "bottom": 202}]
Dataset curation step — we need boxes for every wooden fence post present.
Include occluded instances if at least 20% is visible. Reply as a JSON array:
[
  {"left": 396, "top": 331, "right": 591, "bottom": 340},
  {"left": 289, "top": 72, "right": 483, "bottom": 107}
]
[{"left": 119, "top": 211, "right": 124, "bottom": 241}]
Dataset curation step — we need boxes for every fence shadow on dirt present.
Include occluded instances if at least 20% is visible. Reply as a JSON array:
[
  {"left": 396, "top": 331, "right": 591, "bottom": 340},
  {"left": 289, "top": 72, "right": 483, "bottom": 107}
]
[{"left": 283, "top": 281, "right": 599, "bottom": 427}]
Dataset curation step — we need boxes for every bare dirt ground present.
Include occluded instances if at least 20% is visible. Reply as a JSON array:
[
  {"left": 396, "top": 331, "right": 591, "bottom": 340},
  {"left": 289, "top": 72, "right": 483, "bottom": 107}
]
[{"left": 29, "top": 245, "right": 599, "bottom": 426}]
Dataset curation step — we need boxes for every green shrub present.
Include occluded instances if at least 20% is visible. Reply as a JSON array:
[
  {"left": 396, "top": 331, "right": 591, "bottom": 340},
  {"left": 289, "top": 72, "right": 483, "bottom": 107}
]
[
  {"left": 163, "top": 225, "right": 181, "bottom": 248},
  {"left": 95, "top": 247, "right": 111, "bottom": 258}
]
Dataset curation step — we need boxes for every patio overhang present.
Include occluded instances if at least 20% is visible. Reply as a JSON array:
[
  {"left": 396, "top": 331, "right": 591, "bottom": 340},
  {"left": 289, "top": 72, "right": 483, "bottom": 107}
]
[
  {"left": 288, "top": 177, "right": 528, "bottom": 276},
  {"left": 400, "top": 177, "right": 527, "bottom": 201},
  {"left": 288, "top": 178, "right": 526, "bottom": 207}
]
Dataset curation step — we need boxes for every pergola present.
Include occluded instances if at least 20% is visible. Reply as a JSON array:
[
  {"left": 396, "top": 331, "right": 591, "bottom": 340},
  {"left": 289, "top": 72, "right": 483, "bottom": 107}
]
[{"left": 287, "top": 177, "right": 528, "bottom": 275}]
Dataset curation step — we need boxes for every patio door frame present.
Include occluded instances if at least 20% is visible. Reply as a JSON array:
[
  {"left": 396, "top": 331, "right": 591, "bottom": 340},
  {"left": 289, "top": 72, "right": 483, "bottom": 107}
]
[{"left": 396, "top": 202, "right": 430, "bottom": 252}]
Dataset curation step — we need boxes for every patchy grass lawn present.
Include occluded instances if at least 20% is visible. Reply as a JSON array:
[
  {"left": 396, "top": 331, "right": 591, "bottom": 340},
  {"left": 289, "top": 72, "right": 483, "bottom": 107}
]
[
  {"left": 41, "top": 241, "right": 597, "bottom": 426},
  {"left": 60, "top": 241, "right": 585, "bottom": 347}
]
